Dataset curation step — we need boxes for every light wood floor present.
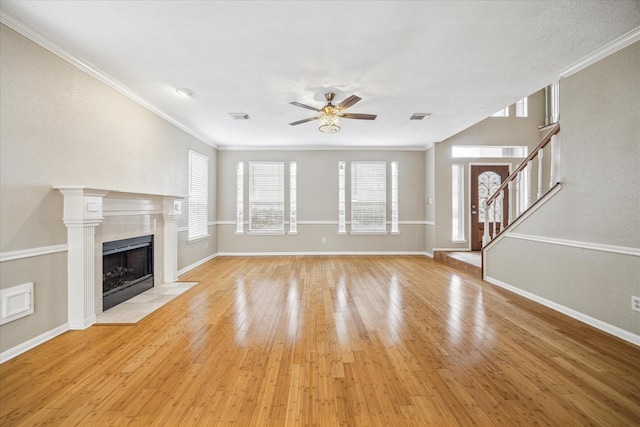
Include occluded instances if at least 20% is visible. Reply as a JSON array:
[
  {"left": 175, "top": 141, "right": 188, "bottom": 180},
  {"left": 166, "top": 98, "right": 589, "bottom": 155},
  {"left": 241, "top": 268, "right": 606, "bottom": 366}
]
[{"left": 1, "top": 256, "right": 639, "bottom": 426}]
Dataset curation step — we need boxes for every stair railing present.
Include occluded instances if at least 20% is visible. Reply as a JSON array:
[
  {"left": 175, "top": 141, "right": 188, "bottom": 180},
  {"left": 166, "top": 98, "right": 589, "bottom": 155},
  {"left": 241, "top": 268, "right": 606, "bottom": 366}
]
[{"left": 482, "top": 123, "right": 561, "bottom": 247}]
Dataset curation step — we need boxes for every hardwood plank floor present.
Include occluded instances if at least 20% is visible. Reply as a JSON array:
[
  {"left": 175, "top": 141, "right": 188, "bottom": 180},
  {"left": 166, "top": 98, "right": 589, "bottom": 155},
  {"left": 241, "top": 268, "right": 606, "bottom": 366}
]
[{"left": 1, "top": 256, "right": 638, "bottom": 426}]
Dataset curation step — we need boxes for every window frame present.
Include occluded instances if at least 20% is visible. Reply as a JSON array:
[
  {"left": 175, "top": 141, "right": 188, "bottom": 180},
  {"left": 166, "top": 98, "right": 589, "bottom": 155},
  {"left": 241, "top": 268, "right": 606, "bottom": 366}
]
[
  {"left": 187, "top": 149, "right": 209, "bottom": 242},
  {"left": 350, "top": 161, "right": 387, "bottom": 234},
  {"left": 248, "top": 161, "right": 285, "bottom": 235}
]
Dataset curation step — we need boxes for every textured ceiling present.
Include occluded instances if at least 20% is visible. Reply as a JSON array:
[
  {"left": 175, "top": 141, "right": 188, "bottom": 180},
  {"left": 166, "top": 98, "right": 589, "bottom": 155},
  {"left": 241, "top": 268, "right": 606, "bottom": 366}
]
[{"left": 1, "top": 1, "right": 638, "bottom": 149}]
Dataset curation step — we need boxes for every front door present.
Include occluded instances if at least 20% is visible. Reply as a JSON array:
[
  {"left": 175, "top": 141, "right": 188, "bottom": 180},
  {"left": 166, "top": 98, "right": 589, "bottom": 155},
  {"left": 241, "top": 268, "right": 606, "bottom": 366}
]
[{"left": 470, "top": 165, "right": 510, "bottom": 250}]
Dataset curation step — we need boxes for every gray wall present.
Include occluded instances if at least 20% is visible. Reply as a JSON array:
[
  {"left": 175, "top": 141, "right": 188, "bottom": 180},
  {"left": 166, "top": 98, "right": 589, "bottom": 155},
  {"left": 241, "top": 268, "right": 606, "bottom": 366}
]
[
  {"left": 485, "top": 41, "right": 640, "bottom": 336},
  {"left": 217, "top": 150, "right": 426, "bottom": 253},
  {"left": 433, "top": 90, "right": 547, "bottom": 249},
  {"left": 0, "top": 24, "right": 217, "bottom": 352}
]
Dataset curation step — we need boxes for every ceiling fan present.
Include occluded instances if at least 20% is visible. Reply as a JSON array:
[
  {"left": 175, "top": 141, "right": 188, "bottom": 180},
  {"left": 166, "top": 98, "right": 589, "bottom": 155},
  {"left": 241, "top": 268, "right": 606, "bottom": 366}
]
[{"left": 289, "top": 92, "right": 377, "bottom": 133}]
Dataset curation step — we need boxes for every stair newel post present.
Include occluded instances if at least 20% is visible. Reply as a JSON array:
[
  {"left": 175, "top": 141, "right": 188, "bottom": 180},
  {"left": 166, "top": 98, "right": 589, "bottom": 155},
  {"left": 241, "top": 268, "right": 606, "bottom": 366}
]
[
  {"left": 537, "top": 149, "right": 544, "bottom": 200},
  {"left": 482, "top": 200, "right": 490, "bottom": 246}
]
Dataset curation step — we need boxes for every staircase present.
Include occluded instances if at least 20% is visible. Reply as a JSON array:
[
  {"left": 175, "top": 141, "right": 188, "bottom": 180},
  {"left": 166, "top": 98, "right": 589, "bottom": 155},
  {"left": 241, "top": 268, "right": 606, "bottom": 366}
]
[
  {"left": 482, "top": 123, "right": 560, "bottom": 247},
  {"left": 434, "top": 123, "right": 561, "bottom": 278},
  {"left": 433, "top": 251, "right": 482, "bottom": 278}
]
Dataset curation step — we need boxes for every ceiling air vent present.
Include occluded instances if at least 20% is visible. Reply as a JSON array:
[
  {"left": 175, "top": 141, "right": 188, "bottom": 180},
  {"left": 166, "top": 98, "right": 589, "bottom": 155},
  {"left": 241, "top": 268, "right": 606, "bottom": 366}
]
[
  {"left": 409, "top": 113, "right": 431, "bottom": 120},
  {"left": 229, "top": 113, "right": 250, "bottom": 120}
]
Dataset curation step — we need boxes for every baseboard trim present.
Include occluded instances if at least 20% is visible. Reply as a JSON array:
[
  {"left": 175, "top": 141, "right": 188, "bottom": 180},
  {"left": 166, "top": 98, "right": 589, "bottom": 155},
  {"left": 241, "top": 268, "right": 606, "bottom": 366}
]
[
  {"left": 178, "top": 253, "right": 218, "bottom": 276},
  {"left": 0, "top": 323, "right": 70, "bottom": 364},
  {"left": 484, "top": 275, "right": 640, "bottom": 347}
]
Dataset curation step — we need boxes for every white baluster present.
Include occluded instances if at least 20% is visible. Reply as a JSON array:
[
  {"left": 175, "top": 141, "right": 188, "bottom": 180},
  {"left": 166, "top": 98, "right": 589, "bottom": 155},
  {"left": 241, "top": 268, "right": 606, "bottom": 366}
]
[
  {"left": 515, "top": 172, "right": 521, "bottom": 218},
  {"left": 526, "top": 160, "right": 533, "bottom": 209},
  {"left": 507, "top": 180, "right": 513, "bottom": 226},
  {"left": 537, "top": 149, "right": 544, "bottom": 200},
  {"left": 499, "top": 190, "right": 505, "bottom": 233},
  {"left": 492, "top": 199, "right": 497, "bottom": 238},
  {"left": 549, "top": 134, "right": 556, "bottom": 188},
  {"left": 482, "top": 200, "right": 490, "bottom": 246}
]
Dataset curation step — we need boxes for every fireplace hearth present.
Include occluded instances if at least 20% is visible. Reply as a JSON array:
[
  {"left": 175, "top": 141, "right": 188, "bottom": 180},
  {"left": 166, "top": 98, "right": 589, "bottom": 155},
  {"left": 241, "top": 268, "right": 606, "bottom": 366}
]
[{"left": 103, "top": 235, "right": 154, "bottom": 310}]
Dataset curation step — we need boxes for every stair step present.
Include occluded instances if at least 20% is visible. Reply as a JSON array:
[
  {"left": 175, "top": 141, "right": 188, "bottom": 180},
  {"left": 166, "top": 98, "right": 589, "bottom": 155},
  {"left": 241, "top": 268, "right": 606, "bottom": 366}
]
[{"left": 434, "top": 251, "right": 482, "bottom": 278}]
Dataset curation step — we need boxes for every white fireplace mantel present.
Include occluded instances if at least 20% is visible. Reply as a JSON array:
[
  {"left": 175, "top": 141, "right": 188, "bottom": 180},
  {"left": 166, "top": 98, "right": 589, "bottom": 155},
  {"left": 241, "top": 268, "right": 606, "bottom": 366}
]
[{"left": 55, "top": 186, "right": 184, "bottom": 330}]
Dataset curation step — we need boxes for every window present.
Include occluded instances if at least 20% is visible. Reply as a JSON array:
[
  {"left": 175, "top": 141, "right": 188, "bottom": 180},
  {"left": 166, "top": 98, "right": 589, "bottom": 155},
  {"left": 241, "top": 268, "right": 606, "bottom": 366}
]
[
  {"left": 545, "top": 80, "right": 560, "bottom": 125},
  {"left": 478, "top": 171, "right": 503, "bottom": 223},
  {"left": 516, "top": 97, "right": 528, "bottom": 117},
  {"left": 351, "top": 161, "right": 386, "bottom": 233},
  {"left": 248, "top": 162, "right": 284, "bottom": 233},
  {"left": 236, "top": 161, "right": 244, "bottom": 234},
  {"left": 451, "top": 164, "right": 464, "bottom": 241},
  {"left": 338, "top": 161, "right": 346, "bottom": 234},
  {"left": 452, "top": 145, "right": 528, "bottom": 158},
  {"left": 491, "top": 107, "right": 509, "bottom": 117},
  {"left": 391, "top": 161, "right": 399, "bottom": 234},
  {"left": 188, "top": 150, "right": 208, "bottom": 241},
  {"left": 289, "top": 161, "right": 297, "bottom": 234}
]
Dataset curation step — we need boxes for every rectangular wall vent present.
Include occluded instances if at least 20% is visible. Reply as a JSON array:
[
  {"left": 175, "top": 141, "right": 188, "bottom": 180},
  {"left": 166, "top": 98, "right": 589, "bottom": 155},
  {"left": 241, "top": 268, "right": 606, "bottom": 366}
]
[
  {"left": 410, "top": 113, "right": 431, "bottom": 120},
  {"left": 0, "top": 282, "right": 34, "bottom": 325},
  {"left": 229, "top": 113, "right": 250, "bottom": 120}
]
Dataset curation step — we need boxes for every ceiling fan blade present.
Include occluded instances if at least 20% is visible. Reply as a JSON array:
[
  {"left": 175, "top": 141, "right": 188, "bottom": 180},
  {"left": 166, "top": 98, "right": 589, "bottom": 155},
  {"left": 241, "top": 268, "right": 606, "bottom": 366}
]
[
  {"left": 290, "top": 102, "right": 320, "bottom": 112},
  {"left": 289, "top": 117, "right": 320, "bottom": 126},
  {"left": 337, "top": 95, "right": 361, "bottom": 111},
  {"left": 340, "top": 113, "right": 377, "bottom": 120}
]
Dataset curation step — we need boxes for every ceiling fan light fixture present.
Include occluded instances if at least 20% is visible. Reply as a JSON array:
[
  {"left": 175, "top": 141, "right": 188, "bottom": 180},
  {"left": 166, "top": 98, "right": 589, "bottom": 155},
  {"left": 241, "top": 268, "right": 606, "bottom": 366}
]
[{"left": 319, "top": 113, "right": 341, "bottom": 133}]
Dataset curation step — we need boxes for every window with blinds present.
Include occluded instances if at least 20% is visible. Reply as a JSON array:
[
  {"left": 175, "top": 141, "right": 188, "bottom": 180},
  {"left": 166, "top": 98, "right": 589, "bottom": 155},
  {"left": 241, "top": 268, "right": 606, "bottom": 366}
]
[
  {"left": 351, "top": 161, "right": 386, "bottom": 233},
  {"left": 338, "top": 161, "right": 346, "bottom": 234},
  {"left": 236, "top": 161, "right": 244, "bottom": 234},
  {"left": 289, "top": 161, "right": 297, "bottom": 234},
  {"left": 249, "top": 162, "right": 285, "bottom": 233},
  {"left": 188, "top": 150, "right": 208, "bottom": 241}
]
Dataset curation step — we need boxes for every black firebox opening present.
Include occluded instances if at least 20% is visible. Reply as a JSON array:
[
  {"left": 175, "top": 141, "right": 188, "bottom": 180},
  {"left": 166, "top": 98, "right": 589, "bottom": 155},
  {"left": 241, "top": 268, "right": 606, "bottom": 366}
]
[{"left": 102, "top": 235, "right": 153, "bottom": 310}]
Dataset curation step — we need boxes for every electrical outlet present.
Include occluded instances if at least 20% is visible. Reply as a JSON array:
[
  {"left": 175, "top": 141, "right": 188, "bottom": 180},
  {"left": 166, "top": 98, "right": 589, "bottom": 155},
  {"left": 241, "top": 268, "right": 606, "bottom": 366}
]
[
  {"left": 632, "top": 296, "right": 640, "bottom": 312},
  {"left": 322, "top": 237, "right": 327, "bottom": 244}
]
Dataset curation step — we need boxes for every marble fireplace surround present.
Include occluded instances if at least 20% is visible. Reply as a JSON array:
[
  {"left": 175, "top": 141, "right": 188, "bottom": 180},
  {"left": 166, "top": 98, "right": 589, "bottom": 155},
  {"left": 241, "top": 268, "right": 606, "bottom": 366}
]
[{"left": 55, "top": 186, "right": 184, "bottom": 330}]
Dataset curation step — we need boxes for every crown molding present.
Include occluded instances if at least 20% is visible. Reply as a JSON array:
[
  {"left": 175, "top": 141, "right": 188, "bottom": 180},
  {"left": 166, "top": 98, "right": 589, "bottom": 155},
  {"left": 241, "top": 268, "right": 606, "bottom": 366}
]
[
  {"left": 558, "top": 26, "right": 640, "bottom": 78},
  {"left": 0, "top": 11, "right": 217, "bottom": 149}
]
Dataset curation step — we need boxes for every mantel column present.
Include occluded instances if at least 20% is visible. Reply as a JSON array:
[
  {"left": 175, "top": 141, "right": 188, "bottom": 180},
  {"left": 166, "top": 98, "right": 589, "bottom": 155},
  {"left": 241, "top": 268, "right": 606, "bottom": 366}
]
[
  {"left": 56, "top": 187, "right": 108, "bottom": 330},
  {"left": 163, "top": 197, "right": 183, "bottom": 283}
]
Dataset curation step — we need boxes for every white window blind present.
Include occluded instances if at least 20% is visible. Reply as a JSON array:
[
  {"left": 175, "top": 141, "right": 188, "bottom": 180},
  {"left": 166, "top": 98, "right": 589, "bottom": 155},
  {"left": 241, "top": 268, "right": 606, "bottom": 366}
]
[
  {"left": 249, "top": 162, "right": 284, "bottom": 233},
  {"left": 391, "top": 161, "right": 399, "bottom": 233},
  {"left": 338, "top": 161, "right": 346, "bottom": 234},
  {"left": 188, "top": 150, "right": 208, "bottom": 241},
  {"left": 289, "top": 161, "right": 297, "bottom": 234},
  {"left": 236, "top": 161, "right": 244, "bottom": 234},
  {"left": 351, "top": 161, "right": 386, "bottom": 233}
]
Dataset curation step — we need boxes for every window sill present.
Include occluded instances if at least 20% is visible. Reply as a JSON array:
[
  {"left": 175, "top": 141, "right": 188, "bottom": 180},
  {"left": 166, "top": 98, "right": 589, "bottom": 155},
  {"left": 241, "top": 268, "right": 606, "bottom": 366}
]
[
  {"left": 288, "top": 231, "right": 298, "bottom": 236},
  {"left": 235, "top": 231, "right": 245, "bottom": 236},
  {"left": 187, "top": 234, "right": 210, "bottom": 243},
  {"left": 451, "top": 239, "right": 467, "bottom": 243},
  {"left": 247, "top": 231, "right": 286, "bottom": 236},
  {"left": 350, "top": 231, "right": 389, "bottom": 235}
]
